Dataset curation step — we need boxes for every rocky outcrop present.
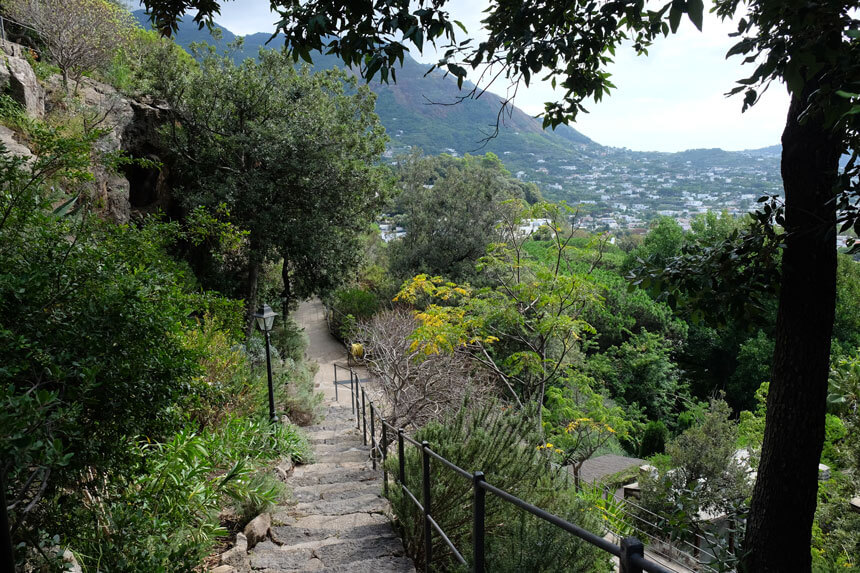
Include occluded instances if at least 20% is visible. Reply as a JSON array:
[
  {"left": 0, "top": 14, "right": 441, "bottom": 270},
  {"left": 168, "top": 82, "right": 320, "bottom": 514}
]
[
  {"left": 0, "top": 40, "right": 176, "bottom": 223},
  {"left": 0, "top": 124, "right": 33, "bottom": 160},
  {"left": 0, "top": 40, "right": 45, "bottom": 117}
]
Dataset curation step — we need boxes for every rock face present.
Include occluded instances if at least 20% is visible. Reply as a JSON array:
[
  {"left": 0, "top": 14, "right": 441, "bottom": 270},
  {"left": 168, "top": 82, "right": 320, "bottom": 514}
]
[
  {"left": 0, "top": 124, "right": 33, "bottom": 160},
  {"left": 5, "top": 55, "right": 45, "bottom": 117},
  {"left": 0, "top": 40, "right": 176, "bottom": 223},
  {"left": 220, "top": 532, "right": 251, "bottom": 572},
  {"left": 0, "top": 40, "right": 45, "bottom": 117}
]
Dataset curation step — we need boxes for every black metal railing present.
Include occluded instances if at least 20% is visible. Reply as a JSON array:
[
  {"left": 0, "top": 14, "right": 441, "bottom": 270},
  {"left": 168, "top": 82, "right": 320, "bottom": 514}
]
[{"left": 333, "top": 363, "right": 675, "bottom": 573}]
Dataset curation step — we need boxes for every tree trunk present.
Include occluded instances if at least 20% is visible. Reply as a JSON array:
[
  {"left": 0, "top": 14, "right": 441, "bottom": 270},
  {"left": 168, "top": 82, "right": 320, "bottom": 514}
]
[
  {"left": 741, "top": 86, "right": 842, "bottom": 572},
  {"left": 281, "top": 257, "right": 291, "bottom": 319},
  {"left": 244, "top": 256, "right": 261, "bottom": 338}
]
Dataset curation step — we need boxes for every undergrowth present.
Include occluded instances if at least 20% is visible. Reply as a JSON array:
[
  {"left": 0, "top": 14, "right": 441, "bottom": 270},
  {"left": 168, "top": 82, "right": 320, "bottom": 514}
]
[{"left": 386, "top": 399, "right": 613, "bottom": 572}]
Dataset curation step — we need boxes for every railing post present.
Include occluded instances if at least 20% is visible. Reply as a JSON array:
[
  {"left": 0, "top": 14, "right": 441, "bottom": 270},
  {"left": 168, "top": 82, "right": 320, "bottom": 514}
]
[
  {"left": 472, "top": 471, "right": 486, "bottom": 573},
  {"left": 398, "top": 428, "right": 406, "bottom": 484},
  {"left": 619, "top": 537, "right": 645, "bottom": 573},
  {"left": 334, "top": 363, "right": 338, "bottom": 401},
  {"left": 370, "top": 404, "right": 377, "bottom": 471},
  {"left": 353, "top": 371, "right": 360, "bottom": 429},
  {"left": 350, "top": 369, "right": 355, "bottom": 415},
  {"left": 361, "top": 387, "right": 367, "bottom": 446},
  {"left": 422, "top": 441, "right": 432, "bottom": 570},
  {"left": 381, "top": 419, "right": 388, "bottom": 496}
]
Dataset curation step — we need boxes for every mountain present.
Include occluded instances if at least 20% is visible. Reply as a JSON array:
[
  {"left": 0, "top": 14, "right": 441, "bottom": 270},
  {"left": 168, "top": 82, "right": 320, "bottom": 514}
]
[
  {"left": 133, "top": 11, "right": 784, "bottom": 227},
  {"left": 133, "top": 10, "right": 593, "bottom": 156}
]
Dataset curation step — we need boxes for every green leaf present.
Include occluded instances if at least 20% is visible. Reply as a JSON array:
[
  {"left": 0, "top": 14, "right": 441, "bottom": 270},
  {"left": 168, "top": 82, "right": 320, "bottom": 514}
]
[
  {"left": 686, "top": 0, "right": 704, "bottom": 31},
  {"left": 52, "top": 194, "right": 78, "bottom": 217},
  {"left": 668, "top": 5, "right": 682, "bottom": 34}
]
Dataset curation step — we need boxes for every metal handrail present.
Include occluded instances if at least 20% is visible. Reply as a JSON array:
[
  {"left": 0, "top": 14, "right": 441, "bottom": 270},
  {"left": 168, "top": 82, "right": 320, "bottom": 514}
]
[
  {"left": 602, "top": 484, "right": 721, "bottom": 566},
  {"left": 333, "top": 360, "right": 676, "bottom": 573}
]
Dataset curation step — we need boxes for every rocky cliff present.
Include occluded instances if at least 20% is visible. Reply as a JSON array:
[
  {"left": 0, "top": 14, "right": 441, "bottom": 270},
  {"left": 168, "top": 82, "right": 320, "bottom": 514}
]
[{"left": 0, "top": 39, "right": 174, "bottom": 222}]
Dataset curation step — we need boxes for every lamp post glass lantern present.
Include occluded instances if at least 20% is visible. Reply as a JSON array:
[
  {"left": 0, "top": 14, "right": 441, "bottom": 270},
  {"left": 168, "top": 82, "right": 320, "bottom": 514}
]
[{"left": 254, "top": 304, "right": 279, "bottom": 423}]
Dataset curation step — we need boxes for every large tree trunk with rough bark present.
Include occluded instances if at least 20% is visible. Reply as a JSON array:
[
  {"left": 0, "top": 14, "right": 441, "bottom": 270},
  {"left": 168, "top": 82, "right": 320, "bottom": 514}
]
[{"left": 741, "top": 86, "right": 842, "bottom": 572}]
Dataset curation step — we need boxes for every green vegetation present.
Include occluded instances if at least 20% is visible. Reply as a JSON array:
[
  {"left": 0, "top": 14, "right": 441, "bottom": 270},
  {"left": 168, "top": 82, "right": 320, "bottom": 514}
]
[
  {"left": 0, "top": 91, "right": 318, "bottom": 569},
  {"left": 6, "top": 0, "right": 135, "bottom": 90},
  {"left": 2, "top": 0, "right": 859, "bottom": 570},
  {"left": 144, "top": 42, "right": 389, "bottom": 327},
  {"left": 0, "top": 9, "right": 402, "bottom": 568},
  {"left": 386, "top": 400, "right": 612, "bottom": 572},
  {"left": 386, "top": 151, "right": 541, "bottom": 283}
]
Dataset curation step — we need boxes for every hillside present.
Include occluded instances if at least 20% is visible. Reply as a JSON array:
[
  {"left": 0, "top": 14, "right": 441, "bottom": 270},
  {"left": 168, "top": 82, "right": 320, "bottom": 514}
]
[{"left": 134, "top": 11, "right": 784, "bottom": 227}]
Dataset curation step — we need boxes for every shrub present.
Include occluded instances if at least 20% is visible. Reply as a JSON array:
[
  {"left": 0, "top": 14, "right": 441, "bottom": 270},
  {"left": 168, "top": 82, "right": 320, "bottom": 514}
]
[
  {"left": 355, "top": 308, "right": 495, "bottom": 429},
  {"left": 282, "top": 359, "right": 324, "bottom": 426},
  {"left": 57, "top": 417, "right": 309, "bottom": 571},
  {"left": 639, "top": 420, "right": 668, "bottom": 457},
  {"left": 0, "top": 114, "right": 313, "bottom": 569},
  {"left": 386, "top": 400, "right": 612, "bottom": 572},
  {"left": 329, "top": 286, "right": 379, "bottom": 339},
  {"left": 272, "top": 317, "right": 309, "bottom": 363}
]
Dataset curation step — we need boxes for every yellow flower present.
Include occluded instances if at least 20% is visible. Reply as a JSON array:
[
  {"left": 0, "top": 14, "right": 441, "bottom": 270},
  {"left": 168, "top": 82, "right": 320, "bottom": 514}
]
[{"left": 545, "top": 443, "right": 553, "bottom": 448}]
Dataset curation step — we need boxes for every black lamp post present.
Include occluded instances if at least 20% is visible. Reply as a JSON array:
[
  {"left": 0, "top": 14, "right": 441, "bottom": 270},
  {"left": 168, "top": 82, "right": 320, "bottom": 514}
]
[{"left": 253, "top": 304, "right": 278, "bottom": 423}]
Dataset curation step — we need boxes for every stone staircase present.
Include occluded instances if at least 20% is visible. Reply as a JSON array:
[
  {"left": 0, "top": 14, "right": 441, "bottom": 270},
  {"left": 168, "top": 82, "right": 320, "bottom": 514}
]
[{"left": 247, "top": 398, "right": 415, "bottom": 572}]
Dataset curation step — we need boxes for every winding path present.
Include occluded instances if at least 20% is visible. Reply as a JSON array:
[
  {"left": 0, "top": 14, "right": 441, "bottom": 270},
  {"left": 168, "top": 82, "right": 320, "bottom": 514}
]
[{"left": 246, "top": 300, "right": 415, "bottom": 572}]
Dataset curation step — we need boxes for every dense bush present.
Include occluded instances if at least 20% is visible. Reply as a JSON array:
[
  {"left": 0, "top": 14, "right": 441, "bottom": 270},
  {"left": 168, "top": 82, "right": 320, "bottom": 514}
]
[
  {"left": 327, "top": 286, "right": 380, "bottom": 339},
  {"left": 0, "top": 107, "right": 312, "bottom": 569},
  {"left": 639, "top": 420, "right": 668, "bottom": 457},
  {"left": 281, "top": 358, "right": 324, "bottom": 426},
  {"left": 57, "top": 418, "right": 308, "bottom": 571},
  {"left": 272, "top": 317, "right": 310, "bottom": 363},
  {"left": 386, "top": 400, "right": 612, "bottom": 572}
]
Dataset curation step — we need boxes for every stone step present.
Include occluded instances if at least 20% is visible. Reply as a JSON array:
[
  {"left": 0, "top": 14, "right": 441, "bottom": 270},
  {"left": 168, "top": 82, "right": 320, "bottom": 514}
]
[
  {"left": 293, "top": 493, "right": 388, "bottom": 517},
  {"left": 292, "top": 461, "right": 371, "bottom": 477},
  {"left": 249, "top": 533, "right": 407, "bottom": 571},
  {"left": 271, "top": 516, "right": 394, "bottom": 546},
  {"left": 307, "top": 432, "right": 364, "bottom": 445},
  {"left": 320, "top": 419, "right": 361, "bottom": 429},
  {"left": 313, "top": 448, "right": 368, "bottom": 464},
  {"left": 292, "top": 480, "right": 380, "bottom": 503},
  {"left": 289, "top": 466, "right": 379, "bottom": 486},
  {"left": 313, "top": 441, "right": 365, "bottom": 454},
  {"left": 311, "top": 556, "right": 415, "bottom": 573}
]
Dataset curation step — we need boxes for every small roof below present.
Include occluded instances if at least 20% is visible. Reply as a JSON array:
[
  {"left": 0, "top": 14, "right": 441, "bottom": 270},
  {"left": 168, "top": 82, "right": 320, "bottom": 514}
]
[{"left": 574, "top": 454, "right": 644, "bottom": 485}]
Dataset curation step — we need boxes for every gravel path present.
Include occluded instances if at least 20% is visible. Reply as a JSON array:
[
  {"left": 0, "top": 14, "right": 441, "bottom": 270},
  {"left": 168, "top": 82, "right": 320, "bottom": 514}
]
[{"left": 246, "top": 300, "right": 415, "bottom": 573}]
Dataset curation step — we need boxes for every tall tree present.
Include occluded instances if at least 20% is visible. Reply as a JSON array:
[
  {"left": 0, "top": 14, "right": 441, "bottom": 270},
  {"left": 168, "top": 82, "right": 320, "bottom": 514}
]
[
  {"left": 388, "top": 151, "right": 535, "bottom": 282},
  {"left": 6, "top": 0, "right": 135, "bottom": 90},
  {"left": 142, "top": 0, "right": 860, "bottom": 568},
  {"left": 151, "top": 45, "right": 389, "bottom": 329}
]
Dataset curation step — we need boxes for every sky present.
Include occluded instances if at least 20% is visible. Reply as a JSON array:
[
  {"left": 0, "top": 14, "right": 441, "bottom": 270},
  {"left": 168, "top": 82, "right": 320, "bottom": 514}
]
[{"left": 132, "top": 0, "right": 790, "bottom": 152}]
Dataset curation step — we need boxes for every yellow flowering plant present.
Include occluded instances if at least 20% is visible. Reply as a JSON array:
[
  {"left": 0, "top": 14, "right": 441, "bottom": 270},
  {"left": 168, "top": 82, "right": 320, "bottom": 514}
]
[
  {"left": 541, "top": 376, "right": 632, "bottom": 488},
  {"left": 394, "top": 201, "right": 600, "bottom": 431}
]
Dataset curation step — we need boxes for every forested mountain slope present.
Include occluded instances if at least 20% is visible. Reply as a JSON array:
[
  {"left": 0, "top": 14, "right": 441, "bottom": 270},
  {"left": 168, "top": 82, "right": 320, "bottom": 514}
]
[{"left": 133, "top": 11, "right": 784, "bottom": 217}]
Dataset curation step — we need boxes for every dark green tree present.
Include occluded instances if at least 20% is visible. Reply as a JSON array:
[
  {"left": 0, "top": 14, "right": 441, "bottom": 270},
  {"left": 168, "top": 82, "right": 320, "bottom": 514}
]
[
  {"left": 153, "top": 45, "right": 389, "bottom": 328},
  {"left": 142, "top": 0, "right": 860, "bottom": 568},
  {"left": 388, "top": 151, "right": 531, "bottom": 282}
]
